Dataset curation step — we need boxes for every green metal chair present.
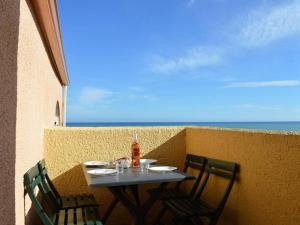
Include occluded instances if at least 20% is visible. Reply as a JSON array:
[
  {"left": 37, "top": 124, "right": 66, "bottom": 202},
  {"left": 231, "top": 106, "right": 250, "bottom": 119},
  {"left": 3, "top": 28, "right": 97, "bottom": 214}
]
[
  {"left": 24, "top": 165, "right": 103, "bottom": 225},
  {"left": 148, "top": 154, "right": 207, "bottom": 200},
  {"left": 156, "top": 158, "right": 239, "bottom": 225},
  {"left": 151, "top": 155, "right": 207, "bottom": 225},
  {"left": 38, "top": 160, "right": 99, "bottom": 210}
]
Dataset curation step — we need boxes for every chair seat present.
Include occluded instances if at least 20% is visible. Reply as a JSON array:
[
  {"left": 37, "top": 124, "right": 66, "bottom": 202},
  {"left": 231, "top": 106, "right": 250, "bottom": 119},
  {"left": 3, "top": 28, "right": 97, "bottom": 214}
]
[
  {"left": 164, "top": 198, "right": 215, "bottom": 218},
  {"left": 60, "top": 194, "right": 99, "bottom": 209},
  {"left": 147, "top": 188, "right": 189, "bottom": 200},
  {"left": 53, "top": 206, "right": 102, "bottom": 225}
]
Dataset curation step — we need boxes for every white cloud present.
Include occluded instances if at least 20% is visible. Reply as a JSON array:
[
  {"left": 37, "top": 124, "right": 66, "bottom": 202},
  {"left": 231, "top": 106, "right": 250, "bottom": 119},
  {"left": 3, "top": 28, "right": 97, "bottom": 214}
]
[
  {"left": 127, "top": 87, "right": 156, "bottom": 101},
  {"left": 68, "top": 87, "right": 158, "bottom": 119},
  {"left": 223, "top": 80, "right": 300, "bottom": 88},
  {"left": 237, "top": 0, "right": 300, "bottom": 47},
  {"left": 76, "top": 87, "right": 156, "bottom": 104},
  {"left": 128, "top": 86, "right": 144, "bottom": 92},
  {"left": 148, "top": 1, "right": 300, "bottom": 77},
  {"left": 127, "top": 94, "right": 156, "bottom": 101},
  {"left": 152, "top": 46, "right": 224, "bottom": 73},
  {"left": 214, "top": 75, "right": 236, "bottom": 82},
  {"left": 67, "top": 87, "right": 114, "bottom": 118},
  {"left": 236, "top": 104, "right": 279, "bottom": 110},
  {"left": 78, "top": 87, "right": 112, "bottom": 104}
]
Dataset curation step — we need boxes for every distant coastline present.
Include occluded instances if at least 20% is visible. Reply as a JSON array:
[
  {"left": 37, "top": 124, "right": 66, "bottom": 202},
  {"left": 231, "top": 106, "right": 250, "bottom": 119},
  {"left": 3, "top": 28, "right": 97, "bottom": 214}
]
[{"left": 67, "top": 121, "right": 300, "bottom": 132}]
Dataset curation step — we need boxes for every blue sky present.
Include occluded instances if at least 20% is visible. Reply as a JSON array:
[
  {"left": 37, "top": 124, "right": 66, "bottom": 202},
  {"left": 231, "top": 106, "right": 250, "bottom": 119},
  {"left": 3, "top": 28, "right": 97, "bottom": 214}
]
[{"left": 58, "top": 0, "right": 300, "bottom": 122}]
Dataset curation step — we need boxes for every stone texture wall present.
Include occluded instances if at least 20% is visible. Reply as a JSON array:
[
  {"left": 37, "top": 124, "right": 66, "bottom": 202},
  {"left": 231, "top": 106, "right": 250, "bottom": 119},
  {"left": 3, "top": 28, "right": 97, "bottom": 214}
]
[
  {"left": 44, "top": 127, "right": 186, "bottom": 225},
  {"left": 186, "top": 127, "right": 300, "bottom": 225}
]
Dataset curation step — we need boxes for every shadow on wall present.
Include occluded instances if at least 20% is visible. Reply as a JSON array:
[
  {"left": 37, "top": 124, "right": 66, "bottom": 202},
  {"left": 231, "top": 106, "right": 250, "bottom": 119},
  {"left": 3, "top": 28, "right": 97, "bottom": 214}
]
[
  {"left": 25, "top": 193, "right": 43, "bottom": 225},
  {"left": 50, "top": 130, "right": 186, "bottom": 225},
  {"left": 186, "top": 127, "right": 300, "bottom": 225},
  {"left": 0, "top": 0, "right": 20, "bottom": 225}
]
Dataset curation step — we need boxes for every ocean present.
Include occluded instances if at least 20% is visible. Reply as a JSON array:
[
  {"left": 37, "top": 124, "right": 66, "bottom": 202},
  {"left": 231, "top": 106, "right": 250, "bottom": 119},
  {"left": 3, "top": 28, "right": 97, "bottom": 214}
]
[{"left": 67, "top": 122, "right": 300, "bottom": 132}]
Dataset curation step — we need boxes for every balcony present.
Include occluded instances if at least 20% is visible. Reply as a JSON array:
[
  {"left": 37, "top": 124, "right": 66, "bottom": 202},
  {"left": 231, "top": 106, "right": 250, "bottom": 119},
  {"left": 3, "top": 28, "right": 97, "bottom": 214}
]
[{"left": 41, "top": 126, "right": 300, "bottom": 225}]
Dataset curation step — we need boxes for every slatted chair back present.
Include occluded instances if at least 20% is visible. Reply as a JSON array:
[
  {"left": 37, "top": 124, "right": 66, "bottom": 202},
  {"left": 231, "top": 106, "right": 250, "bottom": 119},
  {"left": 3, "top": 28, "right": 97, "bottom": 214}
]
[
  {"left": 37, "top": 160, "right": 61, "bottom": 211},
  {"left": 195, "top": 158, "right": 238, "bottom": 224},
  {"left": 175, "top": 154, "right": 207, "bottom": 196},
  {"left": 24, "top": 165, "right": 55, "bottom": 225}
]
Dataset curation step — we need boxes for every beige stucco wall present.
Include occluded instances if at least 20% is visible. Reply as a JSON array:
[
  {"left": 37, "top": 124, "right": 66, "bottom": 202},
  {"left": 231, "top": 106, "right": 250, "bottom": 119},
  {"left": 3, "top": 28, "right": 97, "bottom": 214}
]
[
  {"left": 186, "top": 127, "right": 300, "bottom": 225},
  {"left": 44, "top": 127, "right": 186, "bottom": 225},
  {"left": 1, "top": 0, "right": 63, "bottom": 224}
]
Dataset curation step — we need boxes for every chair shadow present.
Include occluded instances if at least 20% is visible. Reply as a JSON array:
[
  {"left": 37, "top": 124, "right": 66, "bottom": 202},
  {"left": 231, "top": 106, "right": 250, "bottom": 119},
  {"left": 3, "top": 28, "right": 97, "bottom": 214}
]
[{"left": 25, "top": 194, "right": 43, "bottom": 225}]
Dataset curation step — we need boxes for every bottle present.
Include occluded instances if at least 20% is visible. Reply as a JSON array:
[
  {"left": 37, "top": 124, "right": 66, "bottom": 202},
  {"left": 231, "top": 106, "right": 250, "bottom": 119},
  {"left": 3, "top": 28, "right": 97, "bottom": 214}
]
[{"left": 131, "top": 133, "right": 140, "bottom": 167}]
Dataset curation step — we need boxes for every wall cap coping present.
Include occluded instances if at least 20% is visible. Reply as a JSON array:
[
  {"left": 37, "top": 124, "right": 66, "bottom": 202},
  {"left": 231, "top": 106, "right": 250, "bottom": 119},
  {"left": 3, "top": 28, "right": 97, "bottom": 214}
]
[{"left": 44, "top": 126, "right": 300, "bottom": 136}]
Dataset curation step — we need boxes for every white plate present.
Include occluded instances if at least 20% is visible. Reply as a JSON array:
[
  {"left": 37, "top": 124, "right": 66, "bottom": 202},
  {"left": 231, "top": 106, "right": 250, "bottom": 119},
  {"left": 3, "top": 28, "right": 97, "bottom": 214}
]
[
  {"left": 140, "top": 159, "right": 157, "bottom": 164},
  {"left": 87, "top": 169, "right": 117, "bottom": 176},
  {"left": 148, "top": 166, "right": 177, "bottom": 172},
  {"left": 84, "top": 161, "right": 109, "bottom": 167}
]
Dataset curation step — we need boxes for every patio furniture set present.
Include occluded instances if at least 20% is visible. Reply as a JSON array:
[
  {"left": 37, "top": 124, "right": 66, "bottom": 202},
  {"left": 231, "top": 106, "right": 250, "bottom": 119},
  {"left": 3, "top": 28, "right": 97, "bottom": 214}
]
[{"left": 24, "top": 155, "right": 238, "bottom": 225}]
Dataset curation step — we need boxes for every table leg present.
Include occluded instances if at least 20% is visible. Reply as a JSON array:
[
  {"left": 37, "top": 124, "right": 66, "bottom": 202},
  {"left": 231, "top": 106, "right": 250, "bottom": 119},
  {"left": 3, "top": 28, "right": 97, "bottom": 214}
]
[
  {"left": 141, "top": 182, "right": 168, "bottom": 215},
  {"left": 109, "top": 186, "right": 138, "bottom": 219},
  {"left": 128, "top": 185, "right": 141, "bottom": 206},
  {"left": 103, "top": 186, "right": 129, "bottom": 223},
  {"left": 108, "top": 182, "right": 169, "bottom": 225},
  {"left": 102, "top": 196, "right": 119, "bottom": 224}
]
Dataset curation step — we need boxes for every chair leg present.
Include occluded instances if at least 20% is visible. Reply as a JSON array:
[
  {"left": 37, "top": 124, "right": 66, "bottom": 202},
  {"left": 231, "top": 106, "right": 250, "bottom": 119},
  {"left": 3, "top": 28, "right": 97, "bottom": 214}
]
[{"left": 153, "top": 206, "right": 167, "bottom": 225}]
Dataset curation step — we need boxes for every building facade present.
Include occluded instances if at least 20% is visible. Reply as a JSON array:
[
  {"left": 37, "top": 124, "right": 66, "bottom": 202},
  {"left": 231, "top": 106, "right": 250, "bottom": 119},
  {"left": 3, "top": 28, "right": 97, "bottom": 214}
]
[{"left": 0, "top": 0, "right": 68, "bottom": 224}]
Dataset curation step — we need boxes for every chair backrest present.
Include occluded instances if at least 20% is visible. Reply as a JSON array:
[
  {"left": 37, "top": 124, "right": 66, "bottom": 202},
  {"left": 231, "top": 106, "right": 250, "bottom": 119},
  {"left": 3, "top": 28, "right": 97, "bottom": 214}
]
[
  {"left": 38, "top": 160, "right": 61, "bottom": 198},
  {"left": 37, "top": 160, "right": 62, "bottom": 211},
  {"left": 195, "top": 158, "right": 238, "bottom": 224},
  {"left": 24, "top": 165, "right": 55, "bottom": 225},
  {"left": 176, "top": 154, "right": 207, "bottom": 196}
]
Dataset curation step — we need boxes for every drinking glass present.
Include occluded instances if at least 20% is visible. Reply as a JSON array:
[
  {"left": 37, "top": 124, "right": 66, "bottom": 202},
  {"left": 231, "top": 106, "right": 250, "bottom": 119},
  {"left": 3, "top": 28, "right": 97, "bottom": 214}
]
[
  {"left": 115, "top": 160, "right": 124, "bottom": 174},
  {"left": 145, "top": 162, "right": 150, "bottom": 170},
  {"left": 140, "top": 162, "right": 150, "bottom": 172}
]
